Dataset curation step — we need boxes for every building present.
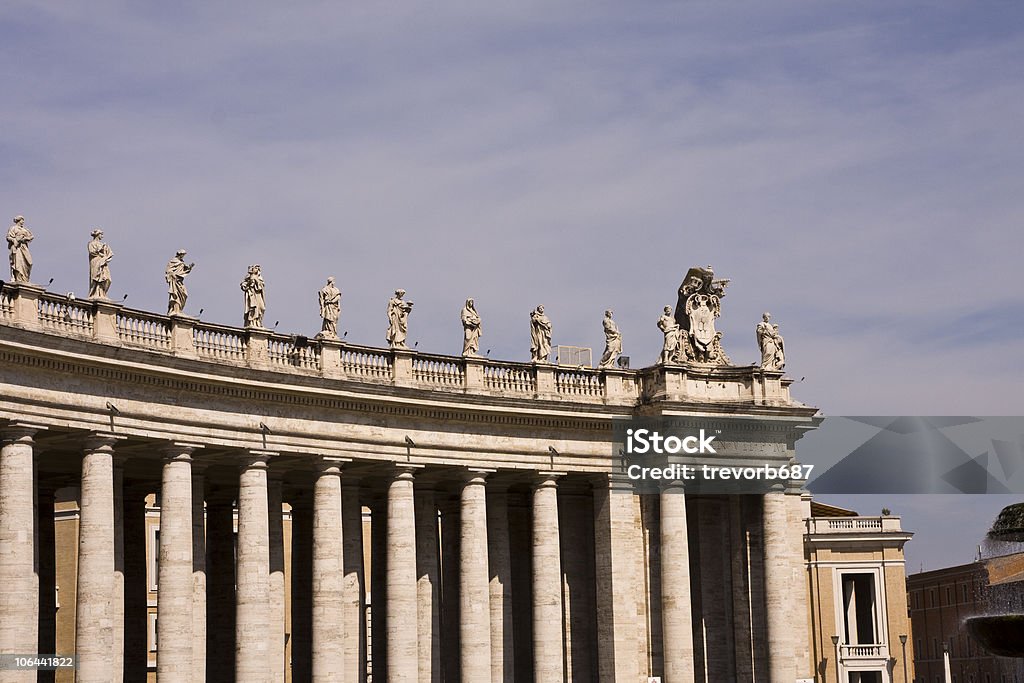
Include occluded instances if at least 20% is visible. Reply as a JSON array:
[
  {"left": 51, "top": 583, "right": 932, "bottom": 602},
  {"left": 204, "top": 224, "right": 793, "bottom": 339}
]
[
  {"left": 4, "top": 266, "right": 829, "bottom": 683},
  {"left": 907, "top": 552, "right": 1024, "bottom": 683},
  {"left": 804, "top": 501, "right": 915, "bottom": 683}
]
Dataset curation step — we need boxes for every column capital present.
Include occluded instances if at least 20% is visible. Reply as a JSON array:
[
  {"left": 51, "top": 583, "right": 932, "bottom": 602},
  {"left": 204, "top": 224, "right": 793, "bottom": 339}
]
[
  {"left": 238, "top": 449, "right": 277, "bottom": 470},
  {"left": 659, "top": 478, "right": 687, "bottom": 494},
  {"left": 159, "top": 441, "right": 203, "bottom": 461},
  {"left": 0, "top": 421, "right": 46, "bottom": 444},
  {"left": 458, "top": 468, "right": 495, "bottom": 485},
  {"left": 313, "top": 456, "right": 351, "bottom": 476},
  {"left": 83, "top": 431, "right": 127, "bottom": 452},
  {"left": 532, "top": 470, "right": 565, "bottom": 488}
]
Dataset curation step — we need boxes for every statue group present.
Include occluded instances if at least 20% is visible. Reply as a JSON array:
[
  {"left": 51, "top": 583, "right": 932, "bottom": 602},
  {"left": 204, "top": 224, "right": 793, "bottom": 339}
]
[
  {"left": 4, "top": 224, "right": 789, "bottom": 371},
  {"left": 658, "top": 265, "right": 732, "bottom": 366}
]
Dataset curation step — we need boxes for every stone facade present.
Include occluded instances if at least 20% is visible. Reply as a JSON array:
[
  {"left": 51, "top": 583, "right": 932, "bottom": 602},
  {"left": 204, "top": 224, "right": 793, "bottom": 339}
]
[{"left": 0, "top": 281, "right": 820, "bottom": 682}]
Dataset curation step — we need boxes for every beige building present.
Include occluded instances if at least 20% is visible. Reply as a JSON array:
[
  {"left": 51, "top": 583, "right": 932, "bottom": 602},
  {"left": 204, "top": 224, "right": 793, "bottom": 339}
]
[
  {"left": 3, "top": 275, "right": 849, "bottom": 683},
  {"left": 804, "top": 501, "right": 915, "bottom": 683}
]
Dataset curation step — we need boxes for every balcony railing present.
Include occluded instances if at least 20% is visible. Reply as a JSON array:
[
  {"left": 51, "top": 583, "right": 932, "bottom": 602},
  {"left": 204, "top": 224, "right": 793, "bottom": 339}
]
[
  {"left": 806, "top": 517, "right": 904, "bottom": 534},
  {"left": 841, "top": 643, "right": 886, "bottom": 659}
]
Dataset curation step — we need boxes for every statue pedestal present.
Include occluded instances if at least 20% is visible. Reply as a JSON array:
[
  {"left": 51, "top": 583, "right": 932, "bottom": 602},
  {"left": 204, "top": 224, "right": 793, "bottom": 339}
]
[
  {"left": 169, "top": 315, "right": 198, "bottom": 359},
  {"left": 91, "top": 299, "right": 124, "bottom": 344},
  {"left": 5, "top": 282, "right": 46, "bottom": 329},
  {"left": 464, "top": 355, "right": 485, "bottom": 391},
  {"left": 392, "top": 348, "right": 414, "bottom": 387}
]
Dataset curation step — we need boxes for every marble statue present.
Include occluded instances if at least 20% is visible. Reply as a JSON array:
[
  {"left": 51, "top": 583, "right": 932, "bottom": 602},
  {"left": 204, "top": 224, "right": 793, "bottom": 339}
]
[
  {"left": 7, "top": 216, "right": 34, "bottom": 283},
  {"left": 657, "top": 306, "right": 680, "bottom": 364},
  {"left": 673, "top": 265, "right": 731, "bottom": 365},
  {"left": 530, "top": 305, "right": 552, "bottom": 363},
  {"left": 240, "top": 264, "right": 266, "bottom": 328},
  {"left": 318, "top": 277, "right": 341, "bottom": 338},
  {"left": 386, "top": 289, "right": 414, "bottom": 348},
  {"left": 756, "top": 312, "right": 786, "bottom": 371},
  {"left": 87, "top": 230, "right": 113, "bottom": 299},
  {"left": 461, "top": 298, "right": 481, "bottom": 356},
  {"left": 165, "top": 250, "right": 195, "bottom": 316},
  {"left": 598, "top": 309, "right": 621, "bottom": 368}
]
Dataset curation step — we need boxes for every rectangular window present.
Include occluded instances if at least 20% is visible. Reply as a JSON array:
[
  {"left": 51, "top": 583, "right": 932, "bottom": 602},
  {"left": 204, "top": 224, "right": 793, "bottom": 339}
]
[
  {"left": 148, "top": 612, "right": 157, "bottom": 652},
  {"left": 841, "top": 572, "right": 878, "bottom": 645}
]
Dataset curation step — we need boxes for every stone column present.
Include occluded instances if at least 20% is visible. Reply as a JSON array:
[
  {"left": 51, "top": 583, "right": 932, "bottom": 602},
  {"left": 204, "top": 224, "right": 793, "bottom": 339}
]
[
  {"left": 593, "top": 475, "right": 640, "bottom": 683},
  {"left": 342, "top": 478, "right": 366, "bottom": 681},
  {"left": 76, "top": 433, "right": 122, "bottom": 683},
  {"left": 268, "top": 475, "right": 286, "bottom": 683},
  {"left": 386, "top": 467, "right": 419, "bottom": 682},
  {"left": 459, "top": 472, "right": 492, "bottom": 682},
  {"left": 0, "top": 424, "right": 42, "bottom": 683},
  {"left": 532, "top": 473, "right": 564, "bottom": 683},
  {"left": 191, "top": 466, "right": 207, "bottom": 683},
  {"left": 122, "top": 485, "right": 149, "bottom": 683},
  {"left": 36, "top": 482, "right": 57, "bottom": 683},
  {"left": 236, "top": 452, "right": 274, "bottom": 683},
  {"left": 660, "top": 482, "right": 695, "bottom": 683},
  {"left": 311, "top": 461, "right": 344, "bottom": 681},
  {"left": 438, "top": 497, "right": 460, "bottom": 683},
  {"left": 789, "top": 491, "right": 812, "bottom": 680},
  {"left": 290, "top": 491, "right": 313, "bottom": 683},
  {"left": 111, "top": 461, "right": 125, "bottom": 682},
  {"left": 762, "top": 488, "right": 795, "bottom": 683},
  {"left": 415, "top": 485, "right": 441, "bottom": 683},
  {"left": 486, "top": 487, "right": 514, "bottom": 683},
  {"left": 156, "top": 443, "right": 196, "bottom": 683},
  {"left": 206, "top": 489, "right": 236, "bottom": 683}
]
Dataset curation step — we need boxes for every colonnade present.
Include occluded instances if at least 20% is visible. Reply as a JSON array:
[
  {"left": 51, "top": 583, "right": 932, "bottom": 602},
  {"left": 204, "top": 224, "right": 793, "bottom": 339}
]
[{"left": 0, "top": 422, "right": 811, "bottom": 682}]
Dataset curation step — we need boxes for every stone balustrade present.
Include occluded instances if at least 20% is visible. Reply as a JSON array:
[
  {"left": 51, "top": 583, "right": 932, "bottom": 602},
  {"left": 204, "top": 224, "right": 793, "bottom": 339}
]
[
  {"left": 806, "top": 516, "right": 904, "bottom": 535},
  {"left": 0, "top": 281, "right": 796, "bottom": 407}
]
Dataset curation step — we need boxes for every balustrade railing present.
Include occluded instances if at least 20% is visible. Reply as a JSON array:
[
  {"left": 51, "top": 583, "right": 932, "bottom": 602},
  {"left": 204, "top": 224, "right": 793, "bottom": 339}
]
[
  {"left": 841, "top": 644, "right": 884, "bottom": 658},
  {"left": 0, "top": 289, "right": 12, "bottom": 320},
  {"left": 193, "top": 323, "right": 247, "bottom": 361},
  {"left": 339, "top": 345, "right": 393, "bottom": 381},
  {"left": 268, "top": 335, "right": 321, "bottom": 371},
  {"left": 412, "top": 354, "right": 465, "bottom": 387},
  {"left": 37, "top": 294, "right": 94, "bottom": 335},
  {"left": 484, "top": 361, "right": 536, "bottom": 394},
  {"left": 555, "top": 368, "right": 604, "bottom": 397},
  {"left": 117, "top": 309, "right": 171, "bottom": 349}
]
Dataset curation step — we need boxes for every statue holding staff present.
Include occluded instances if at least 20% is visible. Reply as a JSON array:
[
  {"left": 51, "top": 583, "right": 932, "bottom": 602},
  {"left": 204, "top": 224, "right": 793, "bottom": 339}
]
[
  {"left": 318, "top": 277, "right": 341, "bottom": 338},
  {"left": 7, "top": 215, "right": 33, "bottom": 283},
  {"left": 87, "top": 229, "right": 113, "bottom": 298},
  {"left": 165, "top": 250, "right": 195, "bottom": 316},
  {"left": 386, "top": 289, "right": 414, "bottom": 348},
  {"left": 461, "top": 298, "right": 482, "bottom": 356},
  {"left": 530, "top": 305, "right": 552, "bottom": 363}
]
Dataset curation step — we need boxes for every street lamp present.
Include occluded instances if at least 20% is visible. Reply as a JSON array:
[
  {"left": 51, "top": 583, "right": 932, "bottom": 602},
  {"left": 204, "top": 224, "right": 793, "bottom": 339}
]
[
  {"left": 832, "top": 635, "right": 841, "bottom": 683},
  {"left": 899, "top": 634, "right": 908, "bottom": 683}
]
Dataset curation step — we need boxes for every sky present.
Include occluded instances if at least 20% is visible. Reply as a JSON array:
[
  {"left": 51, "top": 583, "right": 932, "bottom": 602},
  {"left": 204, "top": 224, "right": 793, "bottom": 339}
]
[{"left": 2, "top": 1, "right": 1022, "bottom": 571}]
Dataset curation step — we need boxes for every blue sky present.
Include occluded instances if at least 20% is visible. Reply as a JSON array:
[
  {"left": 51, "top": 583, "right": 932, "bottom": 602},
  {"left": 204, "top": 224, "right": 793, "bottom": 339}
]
[{"left": 3, "top": 1, "right": 1023, "bottom": 570}]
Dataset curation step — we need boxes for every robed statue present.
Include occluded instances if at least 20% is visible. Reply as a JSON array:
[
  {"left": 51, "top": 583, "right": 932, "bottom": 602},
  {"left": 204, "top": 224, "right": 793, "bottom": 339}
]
[
  {"left": 386, "top": 289, "right": 414, "bottom": 348},
  {"left": 240, "top": 264, "right": 266, "bottom": 328},
  {"left": 530, "top": 305, "right": 552, "bottom": 363},
  {"left": 87, "top": 229, "right": 114, "bottom": 299},
  {"left": 461, "top": 298, "right": 482, "bottom": 356},
  {"left": 657, "top": 306, "right": 680, "bottom": 364},
  {"left": 7, "top": 216, "right": 33, "bottom": 283},
  {"left": 598, "top": 309, "right": 622, "bottom": 368},
  {"left": 318, "top": 277, "right": 341, "bottom": 338},
  {"left": 756, "top": 312, "right": 786, "bottom": 371},
  {"left": 165, "top": 250, "right": 195, "bottom": 316}
]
